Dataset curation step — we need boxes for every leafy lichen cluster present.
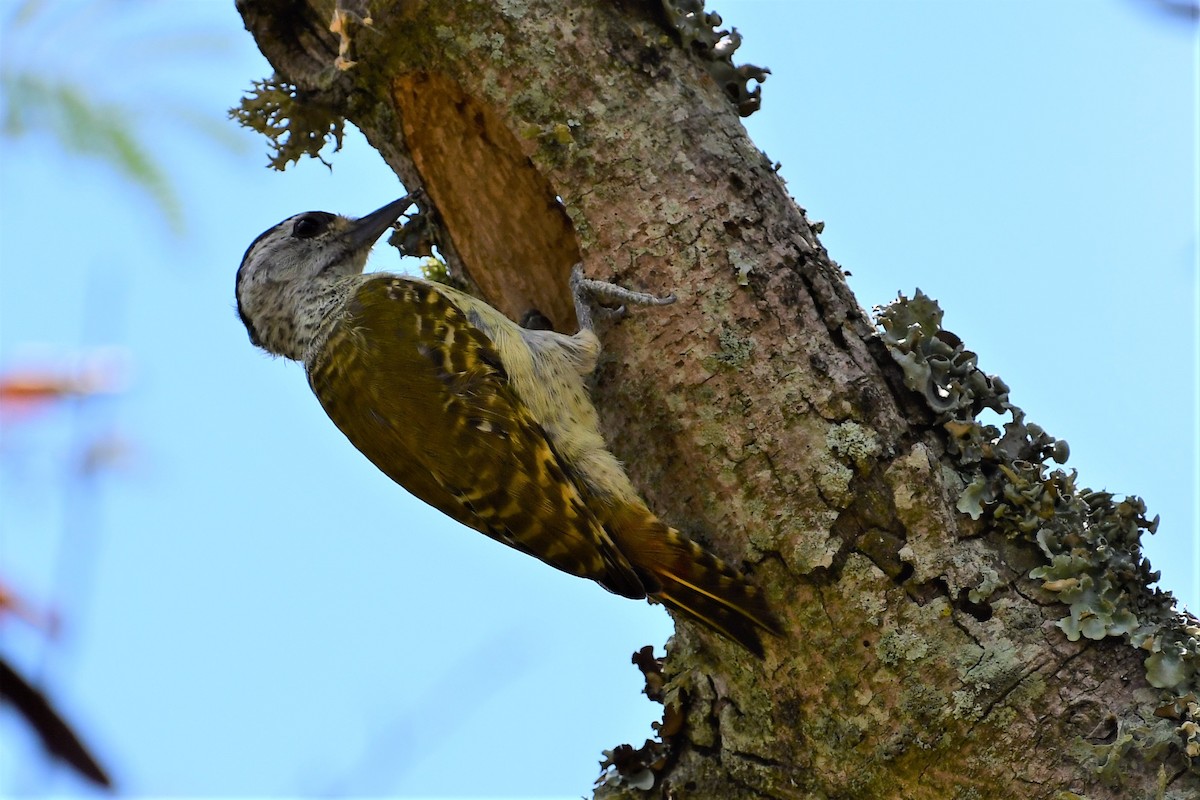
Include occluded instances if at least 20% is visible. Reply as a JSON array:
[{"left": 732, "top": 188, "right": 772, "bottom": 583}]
[
  {"left": 228, "top": 77, "right": 345, "bottom": 171},
  {"left": 656, "top": 0, "right": 769, "bottom": 116},
  {"left": 875, "top": 289, "right": 1199, "bottom": 770}
]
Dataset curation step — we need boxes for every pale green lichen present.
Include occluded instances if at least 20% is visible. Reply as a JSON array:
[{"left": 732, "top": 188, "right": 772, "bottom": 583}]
[
  {"left": 656, "top": 0, "right": 769, "bottom": 116},
  {"left": 877, "top": 628, "right": 931, "bottom": 666},
  {"left": 709, "top": 326, "right": 754, "bottom": 367},
  {"left": 967, "top": 564, "right": 1002, "bottom": 604},
  {"left": 950, "top": 689, "right": 984, "bottom": 721},
  {"left": 827, "top": 421, "right": 882, "bottom": 474},
  {"left": 495, "top": 0, "right": 530, "bottom": 19},
  {"left": 465, "top": 30, "right": 508, "bottom": 60},
  {"left": 784, "top": 511, "right": 840, "bottom": 573},
  {"left": 732, "top": 256, "right": 753, "bottom": 286},
  {"left": 875, "top": 289, "right": 1199, "bottom": 777},
  {"left": 815, "top": 459, "right": 853, "bottom": 509},
  {"left": 1028, "top": 500, "right": 1149, "bottom": 632},
  {"left": 229, "top": 77, "right": 345, "bottom": 171},
  {"left": 855, "top": 587, "right": 889, "bottom": 627},
  {"left": 416, "top": 257, "right": 455, "bottom": 287},
  {"left": 957, "top": 639, "right": 1024, "bottom": 702},
  {"left": 876, "top": 291, "right": 1011, "bottom": 426},
  {"left": 1143, "top": 628, "right": 1200, "bottom": 692}
]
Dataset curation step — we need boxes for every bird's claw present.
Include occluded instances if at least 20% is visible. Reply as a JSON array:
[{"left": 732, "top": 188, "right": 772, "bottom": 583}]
[{"left": 570, "top": 263, "right": 676, "bottom": 332}]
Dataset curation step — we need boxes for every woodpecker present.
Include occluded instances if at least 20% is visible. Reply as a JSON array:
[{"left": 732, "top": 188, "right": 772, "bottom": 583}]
[{"left": 235, "top": 197, "right": 781, "bottom": 655}]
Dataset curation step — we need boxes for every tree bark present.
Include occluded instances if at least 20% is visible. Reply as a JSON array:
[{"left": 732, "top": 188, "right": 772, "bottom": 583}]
[{"left": 234, "top": 1, "right": 1198, "bottom": 797}]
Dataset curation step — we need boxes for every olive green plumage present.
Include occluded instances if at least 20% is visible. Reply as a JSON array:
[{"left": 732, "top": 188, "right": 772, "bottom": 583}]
[
  {"left": 310, "top": 275, "right": 645, "bottom": 597},
  {"left": 236, "top": 198, "right": 781, "bottom": 655}
]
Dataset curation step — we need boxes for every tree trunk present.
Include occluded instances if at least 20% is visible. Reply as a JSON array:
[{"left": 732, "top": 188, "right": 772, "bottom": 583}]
[{"left": 234, "top": 1, "right": 1198, "bottom": 796}]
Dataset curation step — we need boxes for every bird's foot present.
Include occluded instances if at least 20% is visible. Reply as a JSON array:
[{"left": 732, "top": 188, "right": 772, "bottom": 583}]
[{"left": 569, "top": 264, "right": 676, "bottom": 332}]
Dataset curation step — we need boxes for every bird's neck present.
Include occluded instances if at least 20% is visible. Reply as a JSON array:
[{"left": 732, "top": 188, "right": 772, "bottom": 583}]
[{"left": 262, "top": 275, "right": 361, "bottom": 363}]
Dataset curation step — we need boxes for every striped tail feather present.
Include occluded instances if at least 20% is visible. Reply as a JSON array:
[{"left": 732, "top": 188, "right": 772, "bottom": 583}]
[{"left": 607, "top": 506, "right": 782, "bottom": 657}]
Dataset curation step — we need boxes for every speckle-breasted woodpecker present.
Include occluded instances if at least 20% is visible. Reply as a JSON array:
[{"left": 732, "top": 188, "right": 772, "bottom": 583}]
[{"left": 235, "top": 197, "right": 780, "bottom": 655}]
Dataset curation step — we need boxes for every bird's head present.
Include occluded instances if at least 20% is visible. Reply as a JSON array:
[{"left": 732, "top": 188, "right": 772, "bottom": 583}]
[{"left": 236, "top": 197, "right": 413, "bottom": 359}]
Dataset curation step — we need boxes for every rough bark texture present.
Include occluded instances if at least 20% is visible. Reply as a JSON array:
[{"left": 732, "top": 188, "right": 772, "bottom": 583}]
[{"left": 235, "top": 1, "right": 1197, "bottom": 797}]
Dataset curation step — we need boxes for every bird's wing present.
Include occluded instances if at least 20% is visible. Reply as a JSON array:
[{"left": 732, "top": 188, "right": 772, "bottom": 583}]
[{"left": 307, "top": 274, "right": 646, "bottom": 598}]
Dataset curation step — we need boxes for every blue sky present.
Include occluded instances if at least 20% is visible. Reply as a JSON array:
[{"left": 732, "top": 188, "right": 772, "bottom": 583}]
[{"left": 0, "top": 1, "right": 1195, "bottom": 796}]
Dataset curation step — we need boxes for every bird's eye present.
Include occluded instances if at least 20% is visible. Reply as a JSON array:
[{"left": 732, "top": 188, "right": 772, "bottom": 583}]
[{"left": 293, "top": 215, "right": 325, "bottom": 238}]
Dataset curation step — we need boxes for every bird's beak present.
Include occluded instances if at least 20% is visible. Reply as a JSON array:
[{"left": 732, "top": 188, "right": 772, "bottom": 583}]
[{"left": 344, "top": 195, "right": 416, "bottom": 252}]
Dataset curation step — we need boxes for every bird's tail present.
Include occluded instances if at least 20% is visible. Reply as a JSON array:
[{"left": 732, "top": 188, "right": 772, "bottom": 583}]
[{"left": 606, "top": 504, "right": 782, "bottom": 657}]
